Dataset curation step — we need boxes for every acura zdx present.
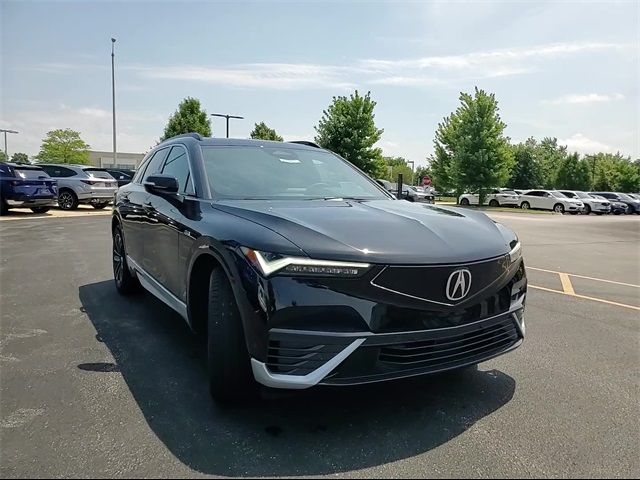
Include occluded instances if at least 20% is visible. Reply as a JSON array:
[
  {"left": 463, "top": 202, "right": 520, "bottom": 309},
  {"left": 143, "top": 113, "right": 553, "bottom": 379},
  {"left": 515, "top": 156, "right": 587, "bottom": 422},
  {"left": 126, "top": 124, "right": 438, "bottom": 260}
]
[{"left": 112, "top": 134, "right": 527, "bottom": 401}]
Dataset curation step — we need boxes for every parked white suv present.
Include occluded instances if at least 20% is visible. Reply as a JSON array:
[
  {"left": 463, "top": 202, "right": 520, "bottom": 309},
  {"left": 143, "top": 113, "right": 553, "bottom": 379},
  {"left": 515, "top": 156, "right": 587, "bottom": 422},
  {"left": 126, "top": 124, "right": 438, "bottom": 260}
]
[
  {"left": 459, "top": 188, "right": 520, "bottom": 207},
  {"left": 37, "top": 164, "right": 118, "bottom": 210},
  {"left": 558, "top": 190, "right": 611, "bottom": 215},
  {"left": 519, "top": 190, "right": 584, "bottom": 214}
]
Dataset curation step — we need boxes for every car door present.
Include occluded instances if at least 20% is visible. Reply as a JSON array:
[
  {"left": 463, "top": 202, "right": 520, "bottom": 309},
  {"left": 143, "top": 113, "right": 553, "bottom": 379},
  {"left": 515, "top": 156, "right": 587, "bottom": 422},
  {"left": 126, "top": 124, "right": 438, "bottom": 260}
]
[
  {"left": 119, "top": 148, "right": 170, "bottom": 265},
  {"left": 142, "top": 145, "right": 197, "bottom": 299},
  {"left": 523, "top": 191, "right": 540, "bottom": 208}
]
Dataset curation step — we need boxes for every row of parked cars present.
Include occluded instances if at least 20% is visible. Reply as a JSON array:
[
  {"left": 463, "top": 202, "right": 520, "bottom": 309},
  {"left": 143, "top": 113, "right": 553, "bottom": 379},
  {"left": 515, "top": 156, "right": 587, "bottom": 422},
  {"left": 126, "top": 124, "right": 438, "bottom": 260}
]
[
  {"left": 0, "top": 162, "right": 134, "bottom": 215},
  {"left": 458, "top": 188, "right": 640, "bottom": 215}
]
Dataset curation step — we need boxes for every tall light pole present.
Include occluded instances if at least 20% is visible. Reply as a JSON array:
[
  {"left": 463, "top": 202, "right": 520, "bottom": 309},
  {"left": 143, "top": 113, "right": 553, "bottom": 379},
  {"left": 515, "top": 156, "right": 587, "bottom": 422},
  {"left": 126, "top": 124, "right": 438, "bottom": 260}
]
[
  {"left": 111, "top": 38, "right": 117, "bottom": 166},
  {"left": 0, "top": 129, "right": 18, "bottom": 158},
  {"left": 210, "top": 113, "right": 244, "bottom": 138}
]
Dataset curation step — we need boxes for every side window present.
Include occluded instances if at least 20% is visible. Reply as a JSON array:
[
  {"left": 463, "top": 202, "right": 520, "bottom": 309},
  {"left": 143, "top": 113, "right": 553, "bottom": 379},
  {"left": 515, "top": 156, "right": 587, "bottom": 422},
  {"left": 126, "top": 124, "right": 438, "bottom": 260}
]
[
  {"left": 0, "top": 163, "right": 12, "bottom": 176},
  {"left": 160, "top": 146, "right": 193, "bottom": 194},
  {"left": 39, "top": 166, "right": 75, "bottom": 178},
  {"left": 527, "top": 191, "right": 539, "bottom": 197},
  {"left": 141, "top": 148, "right": 170, "bottom": 182}
]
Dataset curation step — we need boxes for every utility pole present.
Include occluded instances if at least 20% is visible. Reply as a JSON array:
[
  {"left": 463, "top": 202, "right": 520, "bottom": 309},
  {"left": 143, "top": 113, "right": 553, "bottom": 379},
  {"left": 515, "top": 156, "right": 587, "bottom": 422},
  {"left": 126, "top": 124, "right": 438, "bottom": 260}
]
[
  {"left": 0, "top": 129, "right": 18, "bottom": 158},
  {"left": 111, "top": 38, "right": 117, "bottom": 166},
  {"left": 210, "top": 113, "right": 244, "bottom": 138}
]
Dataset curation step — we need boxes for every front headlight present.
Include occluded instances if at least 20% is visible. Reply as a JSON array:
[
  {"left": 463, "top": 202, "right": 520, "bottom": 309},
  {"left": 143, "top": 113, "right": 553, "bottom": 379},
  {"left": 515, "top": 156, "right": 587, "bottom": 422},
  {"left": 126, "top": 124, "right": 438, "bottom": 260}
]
[
  {"left": 509, "top": 241, "right": 522, "bottom": 264},
  {"left": 241, "top": 248, "right": 371, "bottom": 277}
]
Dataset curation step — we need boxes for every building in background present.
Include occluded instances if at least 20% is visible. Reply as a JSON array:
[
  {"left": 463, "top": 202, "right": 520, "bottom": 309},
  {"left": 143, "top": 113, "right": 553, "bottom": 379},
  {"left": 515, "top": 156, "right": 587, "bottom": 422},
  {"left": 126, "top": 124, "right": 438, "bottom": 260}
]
[{"left": 88, "top": 150, "right": 145, "bottom": 171}]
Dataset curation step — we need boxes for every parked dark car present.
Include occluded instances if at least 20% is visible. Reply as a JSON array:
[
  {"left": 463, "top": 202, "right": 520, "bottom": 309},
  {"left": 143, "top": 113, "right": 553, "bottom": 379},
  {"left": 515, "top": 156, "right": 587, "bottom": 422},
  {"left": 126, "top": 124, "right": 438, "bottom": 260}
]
[
  {"left": 0, "top": 162, "right": 57, "bottom": 215},
  {"left": 590, "top": 192, "right": 640, "bottom": 214},
  {"left": 106, "top": 168, "right": 135, "bottom": 188},
  {"left": 112, "top": 134, "right": 527, "bottom": 402},
  {"left": 590, "top": 195, "right": 628, "bottom": 215},
  {"left": 376, "top": 179, "right": 434, "bottom": 203}
]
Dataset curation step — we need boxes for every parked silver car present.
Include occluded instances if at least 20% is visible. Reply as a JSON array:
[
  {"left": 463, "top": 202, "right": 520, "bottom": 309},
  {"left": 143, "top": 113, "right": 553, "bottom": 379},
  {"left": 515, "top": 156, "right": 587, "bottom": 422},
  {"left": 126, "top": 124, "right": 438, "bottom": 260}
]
[
  {"left": 36, "top": 164, "right": 118, "bottom": 210},
  {"left": 558, "top": 190, "right": 611, "bottom": 215}
]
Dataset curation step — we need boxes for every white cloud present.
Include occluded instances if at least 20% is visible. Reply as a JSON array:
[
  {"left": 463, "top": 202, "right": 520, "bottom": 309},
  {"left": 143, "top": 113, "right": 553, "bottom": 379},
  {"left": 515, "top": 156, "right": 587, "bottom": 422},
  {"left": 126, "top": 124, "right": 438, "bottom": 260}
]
[
  {"left": 133, "top": 63, "right": 356, "bottom": 90},
  {"left": 559, "top": 133, "right": 614, "bottom": 153},
  {"left": 546, "top": 93, "right": 625, "bottom": 104},
  {"left": 0, "top": 105, "right": 161, "bottom": 157},
  {"left": 27, "top": 41, "right": 626, "bottom": 91},
  {"left": 362, "top": 41, "right": 624, "bottom": 85}
]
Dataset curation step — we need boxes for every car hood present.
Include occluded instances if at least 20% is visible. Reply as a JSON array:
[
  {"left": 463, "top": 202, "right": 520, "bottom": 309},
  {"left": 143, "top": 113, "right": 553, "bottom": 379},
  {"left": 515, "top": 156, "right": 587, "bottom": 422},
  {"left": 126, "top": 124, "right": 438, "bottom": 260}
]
[{"left": 213, "top": 199, "right": 513, "bottom": 264}]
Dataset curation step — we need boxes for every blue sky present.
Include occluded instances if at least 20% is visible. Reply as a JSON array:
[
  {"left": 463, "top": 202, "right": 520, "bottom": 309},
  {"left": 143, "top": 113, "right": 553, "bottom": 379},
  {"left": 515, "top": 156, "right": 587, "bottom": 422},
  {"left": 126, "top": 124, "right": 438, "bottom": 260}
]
[{"left": 2, "top": 0, "right": 638, "bottom": 164}]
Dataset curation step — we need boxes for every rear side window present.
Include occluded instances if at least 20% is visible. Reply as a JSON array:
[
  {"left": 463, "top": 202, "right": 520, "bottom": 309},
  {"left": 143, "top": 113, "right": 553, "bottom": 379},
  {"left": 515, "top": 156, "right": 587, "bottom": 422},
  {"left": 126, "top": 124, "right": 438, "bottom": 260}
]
[
  {"left": 83, "top": 168, "right": 114, "bottom": 179},
  {"left": 141, "top": 148, "right": 170, "bottom": 182},
  {"left": 161, "top": 146, "right": 194, "bottom": 194},
  {"left": 0, "top": 163, "right": 13, "bottom": 176},
  {"left": 39, "top": 166, "right": 76, "bottom": 178},
  {"left": 14, "top": 168, "right": 50, "bottom": 179}
]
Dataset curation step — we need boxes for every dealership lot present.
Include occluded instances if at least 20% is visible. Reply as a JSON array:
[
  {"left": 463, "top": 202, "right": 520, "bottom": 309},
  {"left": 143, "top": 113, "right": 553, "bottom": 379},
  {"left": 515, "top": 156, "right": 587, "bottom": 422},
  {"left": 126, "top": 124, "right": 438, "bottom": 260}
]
[{"left": 1, "top": 212, "right": 638, "bottom": 478}]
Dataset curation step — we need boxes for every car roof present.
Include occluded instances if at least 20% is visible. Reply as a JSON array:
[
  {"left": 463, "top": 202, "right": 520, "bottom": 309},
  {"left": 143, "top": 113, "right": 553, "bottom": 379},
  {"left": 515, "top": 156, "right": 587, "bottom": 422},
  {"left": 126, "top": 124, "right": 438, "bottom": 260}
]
[{"left": 158, "top": 134, "right": 324, "bottom": 152}]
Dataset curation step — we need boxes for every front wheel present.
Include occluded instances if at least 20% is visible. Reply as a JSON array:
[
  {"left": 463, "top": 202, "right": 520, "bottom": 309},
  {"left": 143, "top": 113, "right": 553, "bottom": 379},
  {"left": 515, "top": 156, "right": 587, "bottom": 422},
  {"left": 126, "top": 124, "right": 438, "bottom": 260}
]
[
  {"left": 207, "top": 268, "right": 256, "bottom": 403},
  {"left": 92, "top": 202, "right": 109, "bottom": 210},
  {"left": 30, "top": 207, "right": 50, "bottom": 214},
  {"left": 553, "top": 203, "right": 565, "bottom": 214},
  {"left": 112, "top": 224, "right": 141, "bottom": 295},
  {"left": 520, "top": 201, "right": 530, "bottom": 210},
  {"left": 460, "top": 198, "right": 470, "bottom": 206},
  {"left": 488, "top": 199, "right": 499, "bottom": 207}
]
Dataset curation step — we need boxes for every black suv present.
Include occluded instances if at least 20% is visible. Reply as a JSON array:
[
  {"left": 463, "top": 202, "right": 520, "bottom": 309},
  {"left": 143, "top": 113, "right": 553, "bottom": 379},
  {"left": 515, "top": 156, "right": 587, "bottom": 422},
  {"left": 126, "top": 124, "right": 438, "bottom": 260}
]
[{"left": 112, "top": 133, "right": 527, "bottom": 401}]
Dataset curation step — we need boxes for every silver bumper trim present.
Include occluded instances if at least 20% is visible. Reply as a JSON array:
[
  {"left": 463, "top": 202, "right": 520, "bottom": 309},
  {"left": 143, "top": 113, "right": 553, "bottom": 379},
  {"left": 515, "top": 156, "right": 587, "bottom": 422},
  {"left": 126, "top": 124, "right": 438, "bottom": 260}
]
[{"left": 251, "top": 338, "right": 366, "bottom": 390}]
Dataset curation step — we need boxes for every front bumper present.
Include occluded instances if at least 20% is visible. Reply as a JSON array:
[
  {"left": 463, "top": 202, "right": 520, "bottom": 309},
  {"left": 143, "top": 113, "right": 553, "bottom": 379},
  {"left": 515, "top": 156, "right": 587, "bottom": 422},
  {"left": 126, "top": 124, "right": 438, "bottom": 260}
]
[
  {"left": 241, "top": 255, "right": 527, "bottom": 390},
  {"left": 252, "top": 298, "right": 525, "bottom": 389}
]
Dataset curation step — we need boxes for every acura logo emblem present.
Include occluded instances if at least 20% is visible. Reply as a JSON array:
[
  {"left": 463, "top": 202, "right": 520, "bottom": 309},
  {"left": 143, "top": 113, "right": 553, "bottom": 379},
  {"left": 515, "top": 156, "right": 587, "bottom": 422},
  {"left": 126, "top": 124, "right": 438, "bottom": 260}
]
[{"left": 446, "top": 269, "right": 472, "bottom": 301}]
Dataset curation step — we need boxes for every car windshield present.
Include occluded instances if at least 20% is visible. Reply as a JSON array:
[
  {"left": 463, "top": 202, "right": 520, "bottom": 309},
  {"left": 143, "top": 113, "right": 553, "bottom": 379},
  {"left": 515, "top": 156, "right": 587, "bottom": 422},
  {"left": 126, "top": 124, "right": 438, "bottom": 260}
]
[
  {"left": 84, "top": 168, "right": 114, "bottom": 179},
  {"left": 14, "top": 167, "right": 49, "bottom": 179},
  {"left": 201, "top": 146, "right": 389, "bottom": 200},
  {"left": 550, "top": 191, "right": 568, "bottom": 198}
]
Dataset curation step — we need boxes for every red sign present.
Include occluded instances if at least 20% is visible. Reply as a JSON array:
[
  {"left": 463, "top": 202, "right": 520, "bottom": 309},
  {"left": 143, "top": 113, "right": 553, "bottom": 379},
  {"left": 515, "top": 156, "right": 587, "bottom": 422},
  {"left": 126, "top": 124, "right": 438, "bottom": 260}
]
[{"left": 422, "top": 176, "right": 431, "bottom": 186}]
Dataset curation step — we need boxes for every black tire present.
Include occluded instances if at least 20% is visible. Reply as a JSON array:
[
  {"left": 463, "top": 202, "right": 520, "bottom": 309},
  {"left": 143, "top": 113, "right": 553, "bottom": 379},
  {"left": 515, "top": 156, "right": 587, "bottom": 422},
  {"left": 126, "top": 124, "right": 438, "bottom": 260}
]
[
  {"left": 488, "top": 199, "right": 499, "bottom": 207},
  {"left": 0, "top": 199, "right": 8, "bottom": 216},
  {"left": 520, "top": 201, "right": 530, "bottom": 210},
  {"left": 627, "top": 206, "right": 636, "bottom": 215},
  {"left": 112, "top": 224, "right": 141, "bottom": 295},
  {"left": 58, "top": 189, "right": 79, "bottom": 210},
  {"left": 207, "top": 268, "right": 256, "bottom": 403},
  {"left": 92, "top": 202, "right": 109, "bottom": 210},
  {"left": 613, "top": 210, "right": 622, "bottom": 215},
  {"left": 583, "top": 204, "right": 591, "bottom": 215},
  {"left": 30, "top": 207, "right": 50, "bottom": 214},
  {"left": 460, "top": 198, "right": 470, "bottom": 206},
  {"left": 553, "top": 203, "right": 565, "bottom": 214}
]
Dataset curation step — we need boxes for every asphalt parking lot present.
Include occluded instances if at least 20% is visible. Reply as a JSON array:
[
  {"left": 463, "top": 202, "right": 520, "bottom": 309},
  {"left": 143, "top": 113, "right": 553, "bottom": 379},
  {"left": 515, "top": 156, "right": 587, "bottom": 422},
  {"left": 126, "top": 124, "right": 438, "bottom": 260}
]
[{"left": 1, "top": 211, "right": 638, "bottom": 478}]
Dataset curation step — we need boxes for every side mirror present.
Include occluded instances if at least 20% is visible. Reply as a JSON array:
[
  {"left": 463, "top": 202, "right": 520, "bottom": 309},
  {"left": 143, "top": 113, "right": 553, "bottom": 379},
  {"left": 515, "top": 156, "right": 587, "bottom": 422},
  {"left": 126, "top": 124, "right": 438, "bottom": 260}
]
[{"left": 144, "top": 174, "right": 179, "bottom": 195}]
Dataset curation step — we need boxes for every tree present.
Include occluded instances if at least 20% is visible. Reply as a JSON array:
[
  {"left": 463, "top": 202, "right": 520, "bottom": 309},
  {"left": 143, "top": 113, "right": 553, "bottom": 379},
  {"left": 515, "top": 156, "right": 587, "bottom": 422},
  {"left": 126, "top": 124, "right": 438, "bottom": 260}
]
[
  {"left": 588, "top": 152, "right": 640, "bottom": 191},
  {"left": 250, "top": 122, "right": 283, "bottom": 141},
  {"left": 315, "top": 90, "right": 384, "bottom": 177},
  {"left": 10, "top": 152, "right": 29, "bottom": 164},
  {"left": 161, "top": 97, "right": 211, "bottom": 141},
  {"left": 555, "top": 152, "right": 591, "bottom": 190},
  {"left": 35, "top": 129, "right": 90, "bottom": 164},
  {"left": 508, "top": 138, "right": 544, "bottom": 189},
  {"left": 537, "top": 137, "right": 567, "bottom": 188},
  {"left": 432, "top": 87, "right": 514, "bottom": 204},
  {"left": 0, "top": 151, "right": 6, "bottom": 162},
  {"left": 379, "top": 156, "right": 413, "bottom": 183}
]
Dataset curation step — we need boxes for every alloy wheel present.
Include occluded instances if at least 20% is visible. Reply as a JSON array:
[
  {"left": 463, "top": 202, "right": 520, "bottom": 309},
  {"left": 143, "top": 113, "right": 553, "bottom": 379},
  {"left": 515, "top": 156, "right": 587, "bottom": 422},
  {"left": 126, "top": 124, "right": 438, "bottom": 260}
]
[
  {"left": 58, "top": 192, "right": 74, "bottom": 210},
  {"left": 113, "top": 231, "right": 124, "bottom": 285}
]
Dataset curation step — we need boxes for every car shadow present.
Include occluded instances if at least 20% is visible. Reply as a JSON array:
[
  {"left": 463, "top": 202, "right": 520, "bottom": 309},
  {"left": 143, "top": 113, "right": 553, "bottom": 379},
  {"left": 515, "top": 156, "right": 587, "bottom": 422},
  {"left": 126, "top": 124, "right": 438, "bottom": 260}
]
[{"left": 78, "top": 281, "right": 516, "bottom": 477}]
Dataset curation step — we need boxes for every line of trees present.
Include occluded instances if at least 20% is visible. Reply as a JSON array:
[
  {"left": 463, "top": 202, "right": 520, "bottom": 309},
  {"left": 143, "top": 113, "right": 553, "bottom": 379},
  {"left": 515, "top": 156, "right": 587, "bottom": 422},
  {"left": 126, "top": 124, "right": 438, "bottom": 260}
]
[{"left": 17, "top": 90, "right": 638, "bottom": 197}]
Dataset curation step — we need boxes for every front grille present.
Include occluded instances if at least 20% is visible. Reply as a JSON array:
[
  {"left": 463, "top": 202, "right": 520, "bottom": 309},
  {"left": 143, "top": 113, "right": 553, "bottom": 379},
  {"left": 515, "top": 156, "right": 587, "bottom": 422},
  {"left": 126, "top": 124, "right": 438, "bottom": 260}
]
[
  {"left": 266, "top": 339, "right": 344, "bottom": 376},
  {"left": 370, "top": 261, "right": 526, "bottom": 332},
  {"left": 378, "top": 318, "right": 519, "bottom": 370}
]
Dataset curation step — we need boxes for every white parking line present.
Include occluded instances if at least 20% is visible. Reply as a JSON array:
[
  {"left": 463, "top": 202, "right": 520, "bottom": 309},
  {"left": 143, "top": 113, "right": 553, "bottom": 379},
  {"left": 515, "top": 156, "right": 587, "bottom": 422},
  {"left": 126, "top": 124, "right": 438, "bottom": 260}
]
[{"left": 528, "top": 267, "right": 640, "bottom": 289}]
